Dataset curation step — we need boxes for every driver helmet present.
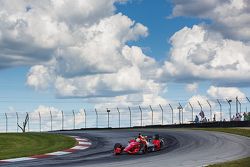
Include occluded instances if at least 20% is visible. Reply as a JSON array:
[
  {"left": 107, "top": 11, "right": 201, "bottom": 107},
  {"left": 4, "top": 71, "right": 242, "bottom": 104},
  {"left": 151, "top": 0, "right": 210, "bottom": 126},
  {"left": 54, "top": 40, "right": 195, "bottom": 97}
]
[{"left": 136, "top": 138, "right": 141, "bottom": 142}]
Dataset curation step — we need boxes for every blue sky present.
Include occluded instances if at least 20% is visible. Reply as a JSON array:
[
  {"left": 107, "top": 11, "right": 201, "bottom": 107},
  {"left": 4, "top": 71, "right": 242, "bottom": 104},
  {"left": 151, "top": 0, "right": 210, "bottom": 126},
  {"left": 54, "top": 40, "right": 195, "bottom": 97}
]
[
  {"left": 0, "top": 0, "right": 205, "bottom": 111},
  {"left": 0, "top": 0, "right": 250, "bottom": 130}
]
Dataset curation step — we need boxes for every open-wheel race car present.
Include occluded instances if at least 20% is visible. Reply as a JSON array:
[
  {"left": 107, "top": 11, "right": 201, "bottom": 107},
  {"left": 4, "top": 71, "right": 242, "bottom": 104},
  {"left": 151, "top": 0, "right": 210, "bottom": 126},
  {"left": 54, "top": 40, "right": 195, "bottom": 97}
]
[{"left": 114, "top": 134, "right": 164, "bottom": 155}]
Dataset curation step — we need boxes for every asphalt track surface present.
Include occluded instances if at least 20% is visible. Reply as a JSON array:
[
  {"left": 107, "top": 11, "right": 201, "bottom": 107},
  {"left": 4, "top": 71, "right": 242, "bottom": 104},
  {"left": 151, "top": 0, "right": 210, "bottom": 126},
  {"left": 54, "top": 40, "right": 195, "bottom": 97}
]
[{"left": 2, "top": 129, "right": 250, "bottom": 167}]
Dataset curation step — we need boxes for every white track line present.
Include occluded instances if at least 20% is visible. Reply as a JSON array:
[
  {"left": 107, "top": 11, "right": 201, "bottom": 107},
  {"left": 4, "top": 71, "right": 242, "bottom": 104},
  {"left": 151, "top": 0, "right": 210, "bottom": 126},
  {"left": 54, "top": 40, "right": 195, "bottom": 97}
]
[
  {"left": 71, "top": 146, "right": 89, "bottom": 150},
  {"left": 1, "top": 157, "right": 36, "bottom": 162},
  {"left": 46, "top": 151, "right": 71, "bottom": 156},
  {"left": 78, "top": 141, "right": 92, "bottom": 145}
]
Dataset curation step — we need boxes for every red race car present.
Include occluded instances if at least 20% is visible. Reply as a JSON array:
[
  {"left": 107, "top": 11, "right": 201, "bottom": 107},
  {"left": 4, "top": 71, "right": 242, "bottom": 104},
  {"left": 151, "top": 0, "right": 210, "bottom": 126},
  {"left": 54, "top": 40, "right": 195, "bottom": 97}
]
[{"left": 114, "top": 134, "right": 164, "bottom": 155}]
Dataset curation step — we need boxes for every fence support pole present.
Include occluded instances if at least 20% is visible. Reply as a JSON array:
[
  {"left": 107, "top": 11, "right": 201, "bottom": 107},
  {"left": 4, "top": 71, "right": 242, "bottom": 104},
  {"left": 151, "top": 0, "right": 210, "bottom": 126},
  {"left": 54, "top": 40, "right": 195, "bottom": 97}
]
[
  {"left": 61, "top": 110, "right": 64, "bottom": 130},
  {"left": 149, "top": 105, "right": 154, "bottom": 125},
  {"left": 72, "top": 110, "right": 75, "bottom": 129},
  {"left": 83, "top": 109, "right": 86, "bottom": 129},
  {"left": 16, "top": 112, "right": 19, "bottom": 132},
  {"left": 49, "top": 110, "right": 52, "bottom": 131},
  {"left": 95, "top": 108, "right": 98, "bottom": 128},
  {"left": 236, "top": 96, "right": 238, "bottom": 115},
  {"left": 159, "top": 104, "right": 164, "bottom": 125},
  {"left": 169, "top": 104, "right": 173, "bottom": 124},
  {"left": 26, "top": 112, "right": 29, "bottom": 132},
  {"left": 189, "top": 102, "right": 194, "bottom": 123},
  {"left": 5, "top": 113, "right": 7, "bottom": 133},
  {"left": 179, "top": 103, "right": 183, "bottom": 124},
  {"left": 197, "top": 101, "right": 203, "bottom": 121},
  {"left": 128, "top": 107, "right": 131, "bottom": 127},
  {"left": 238, "top": 100, "right": 241, "bottom": 115},
  {"left": 39, "top": 111, "right": 41, "bottom": 132},
  {"left": 107, "top": 108, "right": 110, "bottom": 128},
  {"left": 226, "top": 99, "right": 232, "bottom": 121},
  {"left": 246, "top": 97, "right": 250, "bottom": 117},
  {"left": 247, "top": 97, "right": 250, "bottom": 104},
  {"left": 150, "top": 106, "right": 154, "bottom": 125},
  {"left": 207, "top": 100, "right": 212, "bottom": 121},
  {"left": 117, "top": 108, "right": 120, "bottom": 128},
  {"left": 139, "top": 106, "right": 143, "bottom": 126},
  {"left": 217, "top": 99, "right": 222, "bottom": 121},
  {"left": 177, "top": 103, "right": 183, "bottom": 124}
]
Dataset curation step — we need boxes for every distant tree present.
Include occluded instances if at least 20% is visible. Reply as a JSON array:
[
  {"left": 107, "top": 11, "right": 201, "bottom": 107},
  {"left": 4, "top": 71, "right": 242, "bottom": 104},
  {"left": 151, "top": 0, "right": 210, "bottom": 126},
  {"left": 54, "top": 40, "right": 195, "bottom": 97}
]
[{"left": 18, "top": 113, "right": 29, "bottom": 132}]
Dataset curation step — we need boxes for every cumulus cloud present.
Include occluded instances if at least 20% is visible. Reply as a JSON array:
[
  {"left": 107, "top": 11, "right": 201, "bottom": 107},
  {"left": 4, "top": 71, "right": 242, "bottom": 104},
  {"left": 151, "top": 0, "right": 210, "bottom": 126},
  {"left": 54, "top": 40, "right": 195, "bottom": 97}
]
[
  {"left": 186, "top": 82, "right": 198, "bottom": 93},
  {"left": 30, "top": 105, "right": 85, "bottom": 130},
  {"left": 16, "top": 0, "right": 166, "bottom": 103},
  {"left": 160, "top": 0, "right": 250, "bottom": 89},
  {"left": 207, "top": 86, "right": 245, "bottom": 99},
  {"left": 0, "top": 0, "right": 133, "bottom": 69},
  {"left": 158, "top": 25, "right": 250, "bottom": 86},
  {"left": 171, "top": 0, "right": 250, "bottom": 41}
]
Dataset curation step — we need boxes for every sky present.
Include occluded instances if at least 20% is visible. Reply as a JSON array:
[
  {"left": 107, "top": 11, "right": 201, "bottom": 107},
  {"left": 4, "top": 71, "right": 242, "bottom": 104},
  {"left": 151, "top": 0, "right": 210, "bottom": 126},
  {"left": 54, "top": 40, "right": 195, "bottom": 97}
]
[{"left": 0, "top": 0, "right": 250, "bottom": 130}]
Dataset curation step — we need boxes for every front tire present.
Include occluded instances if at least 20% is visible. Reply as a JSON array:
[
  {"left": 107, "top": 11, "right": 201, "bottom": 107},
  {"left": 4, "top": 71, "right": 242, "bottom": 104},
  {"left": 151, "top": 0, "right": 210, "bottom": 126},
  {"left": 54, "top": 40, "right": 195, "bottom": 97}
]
[{"left": 114, "top": 143, "right": 123, "bottom": 155}]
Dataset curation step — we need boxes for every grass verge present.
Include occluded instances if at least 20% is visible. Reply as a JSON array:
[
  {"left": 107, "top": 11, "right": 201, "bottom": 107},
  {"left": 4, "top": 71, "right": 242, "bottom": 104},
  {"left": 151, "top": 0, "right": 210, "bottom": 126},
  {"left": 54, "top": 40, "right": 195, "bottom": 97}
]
[
  {"left": 0, "top": 133, "right": 77, "bottom": 160},
  {"left": 195, "top": 128, "right": 250, "bottom": 137},
  {"left": 193, "top": 128, "right": 250, "bottom": 167}
]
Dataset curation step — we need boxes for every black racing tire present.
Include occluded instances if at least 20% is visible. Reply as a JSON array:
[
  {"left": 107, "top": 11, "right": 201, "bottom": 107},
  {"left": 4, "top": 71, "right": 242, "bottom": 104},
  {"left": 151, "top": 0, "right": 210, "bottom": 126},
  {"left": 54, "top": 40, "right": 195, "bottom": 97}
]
[
  {"left": 140, "top": 143, "right": 147, "bottom": 154},
  {"left": 114, "top": 143, "right": 122, "bottom": 149},
  {"left": 160, "top": 139, "right": 164, "bottom": 148}
]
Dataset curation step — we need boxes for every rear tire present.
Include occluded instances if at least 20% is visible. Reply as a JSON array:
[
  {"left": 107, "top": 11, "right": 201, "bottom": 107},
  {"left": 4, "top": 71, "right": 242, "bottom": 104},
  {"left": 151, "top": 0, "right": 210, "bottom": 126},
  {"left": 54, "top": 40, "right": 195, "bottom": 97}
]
[
  {"left": 140, "top": 143, "right": 147, "bottom": 154},
  {"left": 114, "top": 143, "right": 122, "bottom": 149},
  {"left": 114, "top": 143, "right": 123, "bottom": 155}
]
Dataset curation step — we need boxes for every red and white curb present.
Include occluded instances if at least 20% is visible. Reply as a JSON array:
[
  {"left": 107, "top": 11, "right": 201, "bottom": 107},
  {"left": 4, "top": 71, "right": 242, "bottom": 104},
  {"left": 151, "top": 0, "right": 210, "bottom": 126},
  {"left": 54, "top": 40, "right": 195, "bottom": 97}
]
[{"left": 0, "top": 136, "right": 91, "bottom": 163}]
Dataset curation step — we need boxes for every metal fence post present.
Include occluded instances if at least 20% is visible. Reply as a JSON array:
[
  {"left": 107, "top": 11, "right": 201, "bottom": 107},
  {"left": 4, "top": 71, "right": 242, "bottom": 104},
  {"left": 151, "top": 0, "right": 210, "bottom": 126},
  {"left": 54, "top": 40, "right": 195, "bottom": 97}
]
[
  {"left": 169, "top": 104, "right": 173, "bottom": 124},
  {"left": 128, "top": 107, "right": 131, "bottom": 127},
  {"left": 139, "top": 106, "right": 143, "bottom": 126},
  {"left": 5, "top": 113, "right": 7, "bottom": 133},
  {"left": 238, "top": 100, "right": 241, "bottom": 115},
  {"left": 26, "top": 112, "right": 29, "bottom": 132},
  {"left": 177, "top": 103, "right": 183, "bottom": 124},
  {"left": 189, "top": 102, "right": 194, "bottom": 123},
  {"left": 16, "top": 112, "right": 19, "bottom": 132},
  {"left": 226, "top": 99, "right": 232, "bottom": 121},
  {"left": 61, "top": 110, "right": 64, "bottom": 130},
  {"left": 207, "top": 100, "right": 212, "bottom": 121},
  {"left": 247, "top": 97, "right": 250, "bottom": 103},
  {"left": 197, "top": 101, "right": 203, "bottom": 121},
  {"left": 116, "top": 108, "right": 120, "bottom": 128},
  {"left": 107, "top": 108, "right": 110, "bottom": 128},
  {"left": 149, "top": 105, "right": 154, "bottom": 125},
  {"left": 217, "top": 99, "right": 222, "bottom": 121},
  {"left": 236, "top": 96, "right": 238, "bottom": 115},
  {"left": 72, "top": 110, "right": 75, "bottom": 129},
  {"left": 49, "top": 110, "right": 52, "bottom": 131},
  {"left": 159, "top": 104, "right": 164, "bottom": 125},
  {"left": 246, "top": 97, "right": 250, "bottom": 115},
  {"left": 83, "top": 109, "right": 86, "bottom": 129},
  {"left": 179, "top": 103, "right": 183, "bottom": 124},
  {"left": 38, "top": 111, "right": 41, "bottom": 132},
  {"left": 95, "top": 108, "right": 98, "bottom": 128}
]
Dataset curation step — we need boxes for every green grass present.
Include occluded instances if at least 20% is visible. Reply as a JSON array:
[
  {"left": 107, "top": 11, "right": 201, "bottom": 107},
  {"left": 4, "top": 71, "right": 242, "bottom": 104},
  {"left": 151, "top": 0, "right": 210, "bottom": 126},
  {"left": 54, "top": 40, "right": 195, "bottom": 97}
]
[
  {"left": 208, "top": 157, "right": 250, "bottom": 167},
  {"left": 194, "top": 128, "right": 250, "bottom": 137},
  {"left": 0, "top": 133, "right": 77, "bottom": 160},
  {"left": 192, "top": 128, "right": 250, "bottom": 167}
]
